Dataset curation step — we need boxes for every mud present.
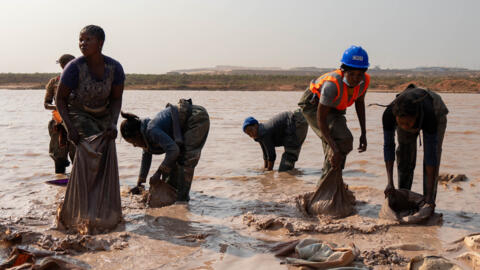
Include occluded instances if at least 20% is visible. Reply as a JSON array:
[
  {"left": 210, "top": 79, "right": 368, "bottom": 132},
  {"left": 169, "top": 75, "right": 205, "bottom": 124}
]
[
  {"left": 1, "top": 91, "right": 480, "bottom": 269},
  {"left": 242, "top": 211, "right": 392, "bottom": 235},
  {"left": 438, "top": 173, "right": 469, "bottom": 183},
  {"left": 360, "top": 248, "right": 409, "bottom": 267},
  {"left": 464, "top": 234, "right": 480, "bottom": 252},
  {"left": 456, "top": 252, "right": 480, "bottom": 269}
]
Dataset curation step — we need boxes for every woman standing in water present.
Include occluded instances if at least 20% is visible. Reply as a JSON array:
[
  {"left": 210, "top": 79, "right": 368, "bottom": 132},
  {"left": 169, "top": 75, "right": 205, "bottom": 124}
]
[{"left": 55, "top": 25, "right": 125, "bottom": 234}]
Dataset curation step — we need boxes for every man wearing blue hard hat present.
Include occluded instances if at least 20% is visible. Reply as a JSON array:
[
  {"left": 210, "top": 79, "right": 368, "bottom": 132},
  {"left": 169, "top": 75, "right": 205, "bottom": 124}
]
[
  {"left": 297, "top": 45, "right": 370, "bottom": 217},
  {"left": 243, "top": 109, "right": 308, "bottom": 171}
]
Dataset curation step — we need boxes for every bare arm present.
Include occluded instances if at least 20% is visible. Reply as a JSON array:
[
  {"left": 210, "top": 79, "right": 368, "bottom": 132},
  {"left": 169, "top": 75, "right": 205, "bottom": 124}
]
[
  {"left": 110, "top": 83, "right": 124, "bottom": 125},
  {"left": 316, "top": 103, "right": 337, "bottom": 152},
  {"left": 104, "top": 83, "right": 124, "bottom": 140},
  {"left": 355, "top": 94, "right": 367, "bottom": 152},
  {"left": 385, "top": 160, "right": 395, "bottom": 195},
  {"left": 259, "top": 142, "right": 270, "bottom": 169},
  {"left": 44, "top": 79, "right": 56, "bottom": 110},
  {"left": 424, "top": 165, "right": 436, "bottom": 204},
  {"left": 317, "top": 102, "right": 343, "bottom": 169}
]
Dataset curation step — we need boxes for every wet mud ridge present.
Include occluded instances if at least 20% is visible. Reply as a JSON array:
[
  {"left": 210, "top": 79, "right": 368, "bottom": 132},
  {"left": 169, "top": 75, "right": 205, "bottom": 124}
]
[
  {"left": 241, "top": 194, "right": 395, "bottom": 236},
  {"left": 0, "top": 223, "right": 131, "bottom": 269},
  {"left": 0, "top": 189, "right": 134, "bottom": 269}
]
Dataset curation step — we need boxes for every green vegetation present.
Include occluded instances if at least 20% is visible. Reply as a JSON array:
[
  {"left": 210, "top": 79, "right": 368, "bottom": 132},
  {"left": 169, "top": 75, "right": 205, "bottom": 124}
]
[{"left": 0, "top": 73, "right": 58, "bottom": 84}]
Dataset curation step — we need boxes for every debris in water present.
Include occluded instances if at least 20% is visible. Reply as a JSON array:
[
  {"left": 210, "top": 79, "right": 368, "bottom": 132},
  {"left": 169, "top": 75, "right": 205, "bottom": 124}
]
[
  {"left": 464, "top": 233, "right": 480, "bottom": 252},
  {"left": 175, "top": 233, "right": 211, "bottom": 242},
  {"left": 360, "top": 247, "right": 409, "bottom": 266},
  {"left": 437, "top": 173, "right": 468, "bottom": 183},
  {"left": 408, "top": 255, "right": 462, "bottom": 270}
]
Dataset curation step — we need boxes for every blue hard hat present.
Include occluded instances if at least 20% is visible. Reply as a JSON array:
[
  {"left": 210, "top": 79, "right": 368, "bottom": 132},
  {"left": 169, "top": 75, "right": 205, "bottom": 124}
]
[
  {"left": 242, "top": 116, "right": 258, "bottom": 132},
  {"left": 341, "top": 45, "right": 369, "bottom": 69}
]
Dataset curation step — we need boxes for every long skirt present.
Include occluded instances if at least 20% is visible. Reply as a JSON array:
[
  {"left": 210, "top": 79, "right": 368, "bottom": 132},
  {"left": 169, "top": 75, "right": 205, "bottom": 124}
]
[{"left": 57, "top": 107, "right": 122, "bottom": 234}]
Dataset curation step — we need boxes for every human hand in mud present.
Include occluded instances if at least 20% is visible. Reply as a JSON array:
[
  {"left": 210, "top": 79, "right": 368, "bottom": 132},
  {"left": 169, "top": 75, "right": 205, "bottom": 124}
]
[
  {"left": 104, "top": 123, "right": 118, "bottom": 140},
  {"left": 129, "top": 177, "right": 147, "bottom": 195},
  {"left": 150, "top": 165, "right": 170, "bottom": 185},
  {"left": 358, "top": 133, "right": 367, "bottom": 153},
  {"left": 384, "top": 183, "right": 395, "bottom": 197},
  {"left": 129, "top": 184, "right": 144, "bottom": 195},
  {"left": 330, "top": 150, "right": 342, "bottom": 169},
  {"left": 67, "top": 128, "right": 80, "bottom": 145}
]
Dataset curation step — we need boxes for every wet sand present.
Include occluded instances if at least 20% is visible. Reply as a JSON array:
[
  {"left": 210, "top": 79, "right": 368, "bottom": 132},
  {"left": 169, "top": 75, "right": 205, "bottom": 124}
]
[{"left": 0, "top": 90, "right": 479, "bottom": 269}]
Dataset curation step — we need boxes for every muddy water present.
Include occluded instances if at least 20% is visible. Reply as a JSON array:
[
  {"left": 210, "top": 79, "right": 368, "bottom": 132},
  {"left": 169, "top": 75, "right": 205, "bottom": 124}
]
[{"left": 0, "top": 90, "right": 479, "bottom": 269}]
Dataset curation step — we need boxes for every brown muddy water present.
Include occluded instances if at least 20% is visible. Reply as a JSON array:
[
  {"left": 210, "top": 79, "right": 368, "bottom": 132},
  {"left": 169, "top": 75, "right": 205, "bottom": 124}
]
[{"left": 0, "top": 90, "right": 479, "bottom": 269}]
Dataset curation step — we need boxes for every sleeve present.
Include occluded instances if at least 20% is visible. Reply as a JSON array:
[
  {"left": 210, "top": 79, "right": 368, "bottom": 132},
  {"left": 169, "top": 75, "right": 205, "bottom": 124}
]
[
  {"left": 258, "top": 141, "right": 268, "bottom": 161},
  {"left": 262, "top": 137, "right": 276, "bottom": 162},
  {"left": 139, "top": 150, "right": 152, "bottom": 180},
  {"left": 422, "top": 101, "right": 438, "bottom": 134},
  {"left": 147, "top": 127, "right": 180, "bottom": 169},
  {"left": 112, "top": 61, "right": 125, "bottom": 86},
  {"left": 423, "top": 132, "right": 438, "bottom": 166},
  {"left": 59, "top": 62, "right": 79, "bottom": 90},
  {"left": 382, "top": 107, "right": 396, "bottom": 162},
  {"left": 319, "top": 81, "right": 339, "bottom": 107},
  {"left": 44, "top": 78, "right": 56, "bottom": 104}
]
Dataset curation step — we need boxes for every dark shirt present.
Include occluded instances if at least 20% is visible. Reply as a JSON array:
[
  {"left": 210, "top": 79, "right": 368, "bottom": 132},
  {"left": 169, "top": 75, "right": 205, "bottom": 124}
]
[
  {"left": 138, "top": 108, "right": 180, "bottom": 179},
  {"left": 60, "top": 55, "right": 125, "bottom": 89},
  {"left": 383, "top": 89, "right": 438, "bottom": 166},
  {"left": 255, "top": 111, "right": 294, "bottom": 162}
]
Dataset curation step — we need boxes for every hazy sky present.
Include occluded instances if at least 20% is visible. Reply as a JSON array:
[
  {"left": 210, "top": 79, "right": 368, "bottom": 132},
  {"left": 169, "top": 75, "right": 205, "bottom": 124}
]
[{"left": 1, "top": 0, "right": 479, "bottom": 73}]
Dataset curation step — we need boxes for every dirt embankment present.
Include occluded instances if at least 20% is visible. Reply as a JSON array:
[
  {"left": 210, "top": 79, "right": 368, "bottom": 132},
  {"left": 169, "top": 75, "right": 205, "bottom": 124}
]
[
  {"left": 0, "top": 83, "right": 45, "bottom": 90},
  {"left": 1, "top": 73, "right": 479, "bottom": 93},
  {"left": 125, "top": 78, "right": 480, "bottom": 93},
  {"left": 384, "top": 79, "right": 480, "bottom": 93},
  {"left": 434, "top": 79, "right": 480, "bottom": 93}
]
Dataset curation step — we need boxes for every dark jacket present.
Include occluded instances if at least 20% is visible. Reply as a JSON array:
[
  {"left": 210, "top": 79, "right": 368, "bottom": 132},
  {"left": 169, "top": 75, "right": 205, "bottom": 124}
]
[
  {"left": 255, "top": 111, "right": 296, "bottom": 162},
  {"left": 138, "top": 109, "right": 180, "bottom": 179}
]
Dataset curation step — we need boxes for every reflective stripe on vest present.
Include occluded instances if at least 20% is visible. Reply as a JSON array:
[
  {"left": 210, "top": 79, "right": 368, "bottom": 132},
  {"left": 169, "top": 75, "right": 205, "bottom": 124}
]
[{"left": 309, "top": 69, "right": 370, "bottom": 110}]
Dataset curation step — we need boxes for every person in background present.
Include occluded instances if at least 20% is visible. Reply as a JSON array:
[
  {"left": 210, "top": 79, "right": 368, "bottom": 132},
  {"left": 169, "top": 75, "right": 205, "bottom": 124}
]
[
  {"left": 121, "top": 98, "right": 210, "bottom": 203},
  {"left": 383, "top": 84, "right": 448, "bottom": 218},
  {"left": 44, "top": 54, "right": 75, "bottom": 174},
  {"left": 55, "top": 25, "right": 125, "bottom": 233},
  {"left": 242, "top": 109, "right": 308, "bottom": 171}
]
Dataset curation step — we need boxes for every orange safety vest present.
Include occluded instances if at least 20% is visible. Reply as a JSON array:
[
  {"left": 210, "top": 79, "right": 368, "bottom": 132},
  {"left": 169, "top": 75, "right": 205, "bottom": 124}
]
[
  {"left": 309, "top": 69, "right": 370, "bottom": 111},
  {"left": 51, "top": 76, "right": 63, "bottom": 123},
  {"left": 52, "top": 110, "right": 62, "bottom": 124}
]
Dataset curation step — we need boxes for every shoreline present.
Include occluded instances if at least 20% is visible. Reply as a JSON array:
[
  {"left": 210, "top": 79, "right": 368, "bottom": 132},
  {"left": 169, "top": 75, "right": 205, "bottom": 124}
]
[
  {"left": 0, "top": 86, "right": 478, "bottom": 94},
  {"left": 0, "top": 73, "right": 479, "bottom": 93}
]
